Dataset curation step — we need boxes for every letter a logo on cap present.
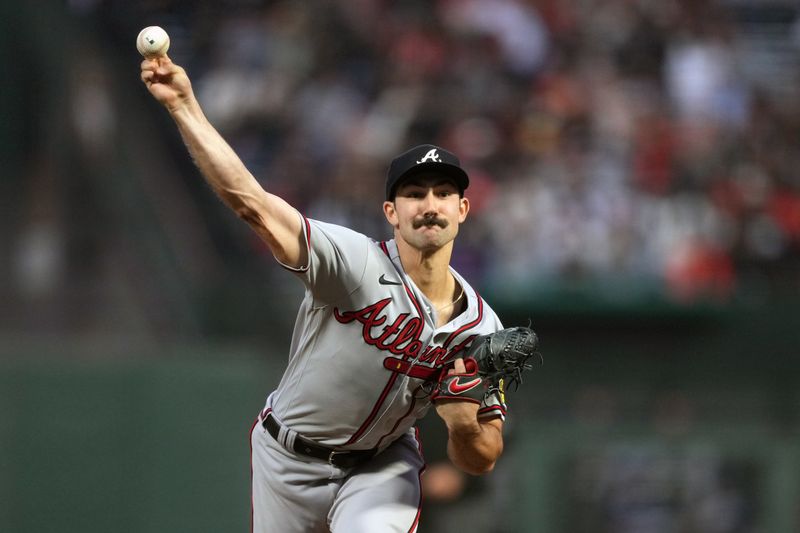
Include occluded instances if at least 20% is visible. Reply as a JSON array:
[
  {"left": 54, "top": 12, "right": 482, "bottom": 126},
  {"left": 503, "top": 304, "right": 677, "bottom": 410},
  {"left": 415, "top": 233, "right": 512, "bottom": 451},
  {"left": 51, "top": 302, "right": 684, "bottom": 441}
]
[{"left": 416, "top": 149, "right": 441, "bottom": 164}]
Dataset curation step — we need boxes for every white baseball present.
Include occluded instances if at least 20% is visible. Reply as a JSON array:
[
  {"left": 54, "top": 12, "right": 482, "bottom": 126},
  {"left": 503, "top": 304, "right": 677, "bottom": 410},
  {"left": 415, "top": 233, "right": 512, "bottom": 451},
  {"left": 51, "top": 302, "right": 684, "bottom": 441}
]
[{"left": 137, "top": 26, "right": 170, "bottom": 58}]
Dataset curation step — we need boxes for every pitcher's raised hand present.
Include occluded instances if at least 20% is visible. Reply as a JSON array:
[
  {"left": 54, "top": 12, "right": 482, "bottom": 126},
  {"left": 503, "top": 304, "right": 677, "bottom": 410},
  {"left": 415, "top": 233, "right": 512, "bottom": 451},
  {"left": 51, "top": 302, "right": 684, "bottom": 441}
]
[{"left": 140, "top": 55, "right": 194, "bottom": 113}]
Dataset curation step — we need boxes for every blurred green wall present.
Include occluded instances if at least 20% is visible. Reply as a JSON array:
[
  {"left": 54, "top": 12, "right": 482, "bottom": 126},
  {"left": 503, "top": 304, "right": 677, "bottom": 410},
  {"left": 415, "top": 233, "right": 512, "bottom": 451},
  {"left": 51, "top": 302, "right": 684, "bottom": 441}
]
[
  {"left": 2, "top": 297, "right": 798, "bottom": 533},
  {"left": 0, "top": 348, "right": 278, "bottom": 533}
]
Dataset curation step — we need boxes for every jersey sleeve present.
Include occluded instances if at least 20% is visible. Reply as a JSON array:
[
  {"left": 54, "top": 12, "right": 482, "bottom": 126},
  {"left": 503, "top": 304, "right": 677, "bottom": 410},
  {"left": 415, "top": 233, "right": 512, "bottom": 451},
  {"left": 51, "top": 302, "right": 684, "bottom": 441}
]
[{"left": 280, "top": 215, "right": 371, "bottom": 303}]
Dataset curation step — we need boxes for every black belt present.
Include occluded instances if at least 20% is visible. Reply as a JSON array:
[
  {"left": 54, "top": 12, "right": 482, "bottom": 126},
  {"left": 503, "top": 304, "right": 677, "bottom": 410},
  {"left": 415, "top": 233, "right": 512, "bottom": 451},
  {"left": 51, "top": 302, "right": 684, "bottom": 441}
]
[{"left": 262, "top": 412, "right": 377, "bottom": 469}]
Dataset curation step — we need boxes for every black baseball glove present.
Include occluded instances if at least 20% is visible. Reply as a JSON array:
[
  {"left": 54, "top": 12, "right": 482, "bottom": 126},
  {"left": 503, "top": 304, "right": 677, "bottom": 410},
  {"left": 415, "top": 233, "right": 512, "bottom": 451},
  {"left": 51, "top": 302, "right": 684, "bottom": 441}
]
[{"left": 431, "top": 326, "right": 540, "bottom": 404}]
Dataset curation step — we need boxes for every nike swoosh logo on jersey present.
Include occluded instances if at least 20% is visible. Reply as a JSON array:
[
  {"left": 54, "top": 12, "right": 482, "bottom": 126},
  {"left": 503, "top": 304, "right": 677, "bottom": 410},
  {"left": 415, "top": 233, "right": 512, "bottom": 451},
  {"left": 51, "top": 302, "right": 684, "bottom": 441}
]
[
  {"left": 447, "top": 376, "right": 482, "bottom": 395},
  {"left": 378, "top": 274, "right": 402, "bottom": 286}
]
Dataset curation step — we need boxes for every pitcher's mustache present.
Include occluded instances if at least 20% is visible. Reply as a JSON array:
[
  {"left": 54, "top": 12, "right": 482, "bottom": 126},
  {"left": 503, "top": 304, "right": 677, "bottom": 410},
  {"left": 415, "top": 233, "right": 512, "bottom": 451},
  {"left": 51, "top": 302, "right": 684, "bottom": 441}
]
[{"left": 413, "top": 214, "right": 449, "bottom": 229}]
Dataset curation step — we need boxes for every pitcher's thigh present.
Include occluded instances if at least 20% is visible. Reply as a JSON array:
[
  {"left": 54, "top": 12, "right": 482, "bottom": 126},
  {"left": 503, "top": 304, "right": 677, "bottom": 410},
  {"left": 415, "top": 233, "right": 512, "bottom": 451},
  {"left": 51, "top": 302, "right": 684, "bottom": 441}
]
[
  {"left": 251, "top": 420, "right": 338, "bottom": 533},
  {"left": 329, "top": 434, "right": 425, "bottom": 533}
]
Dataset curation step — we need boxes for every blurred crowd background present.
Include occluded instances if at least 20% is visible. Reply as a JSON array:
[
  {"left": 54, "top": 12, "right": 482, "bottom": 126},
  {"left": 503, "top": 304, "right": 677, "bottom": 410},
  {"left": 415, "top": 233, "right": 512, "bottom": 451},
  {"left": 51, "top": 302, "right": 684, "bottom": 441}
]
[
  {"left": 4, "top": 0, "right": 800, "bottom": 341},
  {"left": 2, "top": 1, "right": 799, "bottom": 532}
]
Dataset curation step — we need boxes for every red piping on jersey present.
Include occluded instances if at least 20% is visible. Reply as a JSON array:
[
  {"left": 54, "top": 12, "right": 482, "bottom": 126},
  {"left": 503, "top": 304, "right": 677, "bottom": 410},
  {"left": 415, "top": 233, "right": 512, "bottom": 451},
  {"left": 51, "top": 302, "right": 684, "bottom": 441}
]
[
  {"left": 303, "top": 216, "right": 311, "bottom": 250},
  {"left": 408, "top": 427, "right": 425, "bottom": 533},
  {"left": 345, "top": 372, "right": 400, "bottom": 445},
  {"left": 249, "top": 415, "right": 259, "bottom": 533},
  {"left": 441, "top": 292, "right": 484, "bottom": 349},
  {"left": 408, "top": 468, "right": 424, "bottom": 533},
  {"left": 373, "top": 295, "right": 483, "bottom": 446},
  {"left": 375, "top": 390, "right": 420, "bottom": 450},
  {"left": 345, "top": 241, "right": 423, "bottom": 445},
  {"left": 479, "top": 404, "right": 507, "bottom": 418},
  {"left": 344, "top": 296, "right": 423, "bottom": 444},
  {"left": 414, "top": 425, "right": 424, "bottom": 457},
  {"left": 377, "top": 293, "right": 485, "bottom": 444},
  {"left": 379, "top": 242, "right": 424, "bottom": 318},
  {"left": 369, "top": 258, "right": 486, "bottom": 447},
  {"left": 278, "top": 215, "right": 312, "bottom": 272},
  {"left": 403, "top": 282, "right": 424, "bottom": 318},
  {"left": 378, "top": 241, "right": 424, "bottom": 318}
]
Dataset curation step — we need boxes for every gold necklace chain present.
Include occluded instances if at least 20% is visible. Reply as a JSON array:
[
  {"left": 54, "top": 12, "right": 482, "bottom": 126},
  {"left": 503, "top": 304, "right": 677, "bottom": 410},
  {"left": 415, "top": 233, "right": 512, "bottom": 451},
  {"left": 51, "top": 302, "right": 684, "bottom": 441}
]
[{"left": 434, "top": 284, "right": 465, "bottom": 313}]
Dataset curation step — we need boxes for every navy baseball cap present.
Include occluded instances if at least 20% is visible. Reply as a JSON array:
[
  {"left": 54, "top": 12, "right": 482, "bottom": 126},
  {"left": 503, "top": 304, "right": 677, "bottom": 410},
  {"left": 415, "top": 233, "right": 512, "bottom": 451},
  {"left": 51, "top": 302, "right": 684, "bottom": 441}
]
[{"left": 385, "top": 144, "right": 470, "bottom": 200}]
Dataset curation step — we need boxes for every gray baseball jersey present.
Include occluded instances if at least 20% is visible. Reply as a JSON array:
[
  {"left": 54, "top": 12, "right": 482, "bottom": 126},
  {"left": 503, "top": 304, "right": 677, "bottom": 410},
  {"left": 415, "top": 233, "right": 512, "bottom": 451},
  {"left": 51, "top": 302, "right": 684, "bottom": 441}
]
[
  {"left": 269, "top": 216, "right": 505, "bottom": 449},
  {"left": 251, "top": 215, "right": 505, "bottom": 532}
]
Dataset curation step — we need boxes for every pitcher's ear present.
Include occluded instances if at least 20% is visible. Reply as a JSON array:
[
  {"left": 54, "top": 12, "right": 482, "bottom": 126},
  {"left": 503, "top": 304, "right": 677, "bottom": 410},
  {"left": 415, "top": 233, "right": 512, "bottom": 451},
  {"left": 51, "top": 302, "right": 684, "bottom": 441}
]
[
  {"left": 383, "top": 201, "right": 398, "bottom": 226},
  {"left": 459, "top": 196, "right": 470, "bottom": 222}
]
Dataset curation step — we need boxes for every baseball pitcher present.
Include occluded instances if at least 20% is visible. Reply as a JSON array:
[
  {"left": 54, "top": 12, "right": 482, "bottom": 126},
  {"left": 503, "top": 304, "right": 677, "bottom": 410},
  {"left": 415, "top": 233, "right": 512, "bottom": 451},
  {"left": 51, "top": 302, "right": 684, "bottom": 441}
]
[{"left": 140, "top": 54, "right": 538, "bottom": 533}]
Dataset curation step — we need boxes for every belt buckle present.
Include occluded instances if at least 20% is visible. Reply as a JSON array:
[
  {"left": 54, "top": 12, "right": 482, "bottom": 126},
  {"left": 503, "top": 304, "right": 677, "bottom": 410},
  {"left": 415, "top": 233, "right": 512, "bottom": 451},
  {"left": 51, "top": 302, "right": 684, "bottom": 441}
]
[{"left": 328, "top": 450, "right": 350, "bottom": 468}]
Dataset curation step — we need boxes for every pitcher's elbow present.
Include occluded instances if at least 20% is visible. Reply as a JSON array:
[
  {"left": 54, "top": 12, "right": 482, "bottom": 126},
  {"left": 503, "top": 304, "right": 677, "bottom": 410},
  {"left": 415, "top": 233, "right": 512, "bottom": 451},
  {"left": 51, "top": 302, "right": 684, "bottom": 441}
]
[
  {"left": 472, "top": 460, "right": 497, "bottom": 476},
  {"left": 453, "top": 451, "right": 499, "bottom": 476}
]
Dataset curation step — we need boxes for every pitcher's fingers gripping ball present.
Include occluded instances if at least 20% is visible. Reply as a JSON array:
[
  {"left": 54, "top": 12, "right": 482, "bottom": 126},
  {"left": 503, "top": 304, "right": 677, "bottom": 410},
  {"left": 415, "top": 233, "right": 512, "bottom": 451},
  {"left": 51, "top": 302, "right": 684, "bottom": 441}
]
[
  {"left": 431, "top": 326, "right": 541, "bottom": 404},
  {"left": 138, "top": 50, "right": 192, "bottom": 111},
  {"left": 137, "top": 26, "right": 170, "bottom": 58}
]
